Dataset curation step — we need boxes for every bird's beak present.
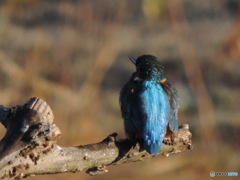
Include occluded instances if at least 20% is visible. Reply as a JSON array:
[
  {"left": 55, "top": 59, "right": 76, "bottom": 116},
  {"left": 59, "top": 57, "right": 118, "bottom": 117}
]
[{"left": 128, "top": 56, "right": 137, "bottom": 64}]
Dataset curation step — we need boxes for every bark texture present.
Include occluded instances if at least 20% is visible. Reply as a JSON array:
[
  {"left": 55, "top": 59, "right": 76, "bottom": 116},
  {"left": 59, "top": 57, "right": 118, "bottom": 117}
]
[{"left": 0, "top": 97, "right": 192, "bottom": 179}]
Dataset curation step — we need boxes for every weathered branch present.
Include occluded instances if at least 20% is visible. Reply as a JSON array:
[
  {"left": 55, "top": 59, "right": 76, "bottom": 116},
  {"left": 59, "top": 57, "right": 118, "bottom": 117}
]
[{"left": 0, "top": 97, "right": 192, "bottom": 179}]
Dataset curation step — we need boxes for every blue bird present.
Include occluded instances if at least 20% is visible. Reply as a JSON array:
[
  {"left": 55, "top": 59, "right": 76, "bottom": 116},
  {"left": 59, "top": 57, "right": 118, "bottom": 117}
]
[{"left": 119, "top": 55, "right": 179, "bottom": 154}]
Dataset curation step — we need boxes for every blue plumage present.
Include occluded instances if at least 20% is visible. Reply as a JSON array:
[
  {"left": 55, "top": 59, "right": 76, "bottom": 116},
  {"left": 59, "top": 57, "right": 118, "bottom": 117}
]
[
  {"left": 141, "top": 81, "right": 170, "bottom": 153},
  {"left": 120, "top": 55, "right": 179, "bottom": 154}
]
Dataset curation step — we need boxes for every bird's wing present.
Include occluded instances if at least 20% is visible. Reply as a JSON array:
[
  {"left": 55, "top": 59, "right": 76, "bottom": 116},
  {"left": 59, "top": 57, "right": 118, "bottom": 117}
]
[
  {"left": 119, "top": 82, "right": 134, "bottom": 132},
  {"left": 162, "top": 82, "right": 179, "bottom": 132},
  {"left": 141, "top": 81, "right": 170, "bottom": 154},
  {"left": 119, "top": 77, "right": 143, "bottom": 139}
]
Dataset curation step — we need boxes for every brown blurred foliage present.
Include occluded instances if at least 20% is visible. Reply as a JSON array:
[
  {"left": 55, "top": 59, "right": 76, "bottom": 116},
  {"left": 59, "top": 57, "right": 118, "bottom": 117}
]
[{"left": 0, "top": 0, "right": 239, "bottom": 180}]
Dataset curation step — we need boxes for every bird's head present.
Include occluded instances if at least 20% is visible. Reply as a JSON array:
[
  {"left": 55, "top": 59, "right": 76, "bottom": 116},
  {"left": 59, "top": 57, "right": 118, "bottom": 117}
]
[{"left": 129, "top": 55, "right": 166, "bottom": 83}]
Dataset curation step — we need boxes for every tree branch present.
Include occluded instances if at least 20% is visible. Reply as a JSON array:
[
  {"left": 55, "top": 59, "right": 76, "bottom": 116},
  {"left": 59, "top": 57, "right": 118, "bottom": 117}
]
[{"left": 0, "top": 97, "right": 192, "bottom": 179}]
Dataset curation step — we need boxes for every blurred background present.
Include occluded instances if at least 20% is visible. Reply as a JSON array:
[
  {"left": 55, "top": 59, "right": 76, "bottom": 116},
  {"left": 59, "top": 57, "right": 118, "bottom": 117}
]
[{"left": 0, "top": 0, "right": 239, "bottom": 179}]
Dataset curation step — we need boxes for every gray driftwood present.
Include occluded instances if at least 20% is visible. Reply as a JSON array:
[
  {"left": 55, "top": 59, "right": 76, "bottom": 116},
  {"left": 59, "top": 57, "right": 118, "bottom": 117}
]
[{"left": 0, "top": 97, "right": 192, "bottom": 179}]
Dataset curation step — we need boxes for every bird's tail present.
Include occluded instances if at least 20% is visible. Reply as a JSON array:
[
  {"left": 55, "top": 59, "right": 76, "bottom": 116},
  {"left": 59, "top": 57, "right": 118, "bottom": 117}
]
[{"left": 144, "top": 141, "right": 162, "bottom": 154}]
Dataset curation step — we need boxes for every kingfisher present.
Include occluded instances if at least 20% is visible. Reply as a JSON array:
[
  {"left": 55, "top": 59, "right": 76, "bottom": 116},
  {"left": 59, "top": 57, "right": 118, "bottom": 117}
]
[{"left": 119, "top": 55, "right": 179, "bottom": 154}]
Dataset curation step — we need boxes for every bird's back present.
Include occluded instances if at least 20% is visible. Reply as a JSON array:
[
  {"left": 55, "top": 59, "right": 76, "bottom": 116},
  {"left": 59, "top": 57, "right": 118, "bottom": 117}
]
[
  {"left": 120, "top": 78, "right": 170, "bottom": 154},
  {"left": 139, "top": 80, "right": 170, "bottom": 153}
]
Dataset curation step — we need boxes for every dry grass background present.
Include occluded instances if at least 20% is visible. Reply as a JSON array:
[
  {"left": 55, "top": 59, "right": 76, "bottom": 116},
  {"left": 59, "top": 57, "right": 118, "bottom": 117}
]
[{"left": 0, "top": 0, "right": 239, "bottom": 180}]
